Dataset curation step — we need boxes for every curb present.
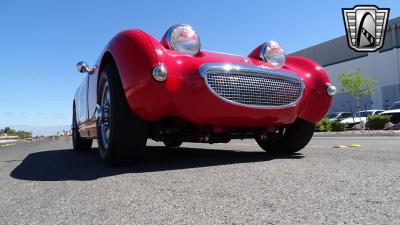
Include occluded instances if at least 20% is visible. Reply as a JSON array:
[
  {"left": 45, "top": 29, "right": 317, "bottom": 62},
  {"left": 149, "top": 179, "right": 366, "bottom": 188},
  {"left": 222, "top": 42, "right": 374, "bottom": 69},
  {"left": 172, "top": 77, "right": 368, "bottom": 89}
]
[{"left": 314, "top": 130, "right": 400, "bottom": 137}]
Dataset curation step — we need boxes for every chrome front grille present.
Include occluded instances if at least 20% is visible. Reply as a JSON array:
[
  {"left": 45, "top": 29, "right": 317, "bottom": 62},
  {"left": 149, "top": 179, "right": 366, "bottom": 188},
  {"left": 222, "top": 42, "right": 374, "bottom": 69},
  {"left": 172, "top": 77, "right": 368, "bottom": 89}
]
[{"left": 200, "top": 64, "right": 304, "bottom": 108}]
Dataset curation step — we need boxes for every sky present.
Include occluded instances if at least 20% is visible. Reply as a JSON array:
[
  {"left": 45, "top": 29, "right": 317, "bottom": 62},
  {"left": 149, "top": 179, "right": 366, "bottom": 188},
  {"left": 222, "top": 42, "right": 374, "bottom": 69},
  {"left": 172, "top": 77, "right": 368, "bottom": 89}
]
[{"left": 0, "top": 0, "right": 398, "bottom": 127}]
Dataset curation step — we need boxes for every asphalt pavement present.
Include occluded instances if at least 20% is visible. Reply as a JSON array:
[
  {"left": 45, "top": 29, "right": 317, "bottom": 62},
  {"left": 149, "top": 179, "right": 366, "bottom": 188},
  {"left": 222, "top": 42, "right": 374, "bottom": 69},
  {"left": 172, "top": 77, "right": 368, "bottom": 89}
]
[{"left": 1, "top": 136, "right": 400, "bottom": 224}]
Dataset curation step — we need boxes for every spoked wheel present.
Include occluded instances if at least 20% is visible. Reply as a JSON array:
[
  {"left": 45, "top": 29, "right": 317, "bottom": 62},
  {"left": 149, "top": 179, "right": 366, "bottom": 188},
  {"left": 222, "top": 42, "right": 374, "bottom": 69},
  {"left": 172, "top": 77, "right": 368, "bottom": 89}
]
[
  {"left": 96, "top": 62, "right": 148, "bottom": 165},
  {"left": 255, "top": 119, "right": 315, "bottom": 154},
  {"left": 99, "top": 81, "right": 111, "bottom": 151},
  {"left": 72, "top": 104, "right": 92, "bottom": 151}
]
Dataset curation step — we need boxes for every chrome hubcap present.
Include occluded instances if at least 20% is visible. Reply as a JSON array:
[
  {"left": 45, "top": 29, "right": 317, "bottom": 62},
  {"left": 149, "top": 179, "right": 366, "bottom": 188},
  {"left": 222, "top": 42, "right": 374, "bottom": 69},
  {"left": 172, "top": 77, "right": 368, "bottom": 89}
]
[{"left": 99, "top": 82, "right": 111, "bottom": 149}]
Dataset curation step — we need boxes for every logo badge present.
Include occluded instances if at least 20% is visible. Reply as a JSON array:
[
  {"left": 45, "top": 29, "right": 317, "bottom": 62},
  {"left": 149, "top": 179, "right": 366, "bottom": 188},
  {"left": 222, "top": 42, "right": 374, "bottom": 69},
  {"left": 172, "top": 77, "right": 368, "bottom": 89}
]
[{"left": 342, "top": 5, "right": 389, "bottom": 52}]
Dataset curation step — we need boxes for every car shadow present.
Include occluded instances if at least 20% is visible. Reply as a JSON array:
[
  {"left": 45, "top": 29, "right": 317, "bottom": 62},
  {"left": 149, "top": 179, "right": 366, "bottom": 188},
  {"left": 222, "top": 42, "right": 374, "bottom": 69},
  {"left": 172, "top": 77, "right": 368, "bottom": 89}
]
[{"left": 10, "top": 146, "right": 303, "bottom": 181}]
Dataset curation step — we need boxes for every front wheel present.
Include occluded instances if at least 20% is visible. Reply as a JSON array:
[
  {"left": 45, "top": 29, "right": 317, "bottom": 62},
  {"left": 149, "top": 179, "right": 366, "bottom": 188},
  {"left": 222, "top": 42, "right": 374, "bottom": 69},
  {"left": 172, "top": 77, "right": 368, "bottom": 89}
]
[
  {"left": 96, "top": 62, "right": 148, "bottom": 165},
  {"left": 255, "top": 119, "right": 315, "bottom": 154}
]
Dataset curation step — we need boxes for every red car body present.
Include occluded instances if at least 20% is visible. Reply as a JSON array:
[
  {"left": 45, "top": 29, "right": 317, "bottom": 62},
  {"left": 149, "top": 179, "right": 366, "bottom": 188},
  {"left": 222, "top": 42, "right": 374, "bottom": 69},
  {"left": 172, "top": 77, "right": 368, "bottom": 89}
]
[
  {"left": 72, "top": 26, "right": 334, "bottom": 163},
  {"left": 75, "top": 29, "right": 332, "bottom": 135}
]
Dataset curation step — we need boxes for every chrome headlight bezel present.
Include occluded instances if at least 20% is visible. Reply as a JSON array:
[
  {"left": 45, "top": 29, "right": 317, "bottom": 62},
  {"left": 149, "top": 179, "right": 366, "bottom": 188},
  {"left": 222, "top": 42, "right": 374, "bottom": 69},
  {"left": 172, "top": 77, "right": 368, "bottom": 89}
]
[
  {"left": 259, "top": 40, "right": 286, "bottom": 67},
  {"left": 164, "top": 24, "right": 201, "bottom": 56}
]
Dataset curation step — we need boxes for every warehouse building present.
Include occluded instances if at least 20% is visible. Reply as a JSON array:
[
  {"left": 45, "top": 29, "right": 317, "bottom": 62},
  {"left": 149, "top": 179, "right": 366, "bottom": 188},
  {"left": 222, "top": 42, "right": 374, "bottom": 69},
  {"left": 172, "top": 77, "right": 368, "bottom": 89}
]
[{"left": 292, "top": 16, "right": 400, "bottom": 111}]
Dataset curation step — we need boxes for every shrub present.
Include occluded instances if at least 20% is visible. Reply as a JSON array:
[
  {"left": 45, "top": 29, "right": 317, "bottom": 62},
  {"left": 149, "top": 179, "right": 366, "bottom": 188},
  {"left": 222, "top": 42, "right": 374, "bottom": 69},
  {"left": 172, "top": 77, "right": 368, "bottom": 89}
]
[
  {"left": 367, "top": 115, "right": 390, "bottom": 130},
  {"left": 315, "top": 118, "right": 345, "bottom": 132},
  {"left": 327, "top": 120, "right": 345, "bottom": 131},
  {"left": 315, "top": 118, "right": 330, "bottom": 132},
  {"left": 16, "top": 131, "right": 32, "bottom": 139}
]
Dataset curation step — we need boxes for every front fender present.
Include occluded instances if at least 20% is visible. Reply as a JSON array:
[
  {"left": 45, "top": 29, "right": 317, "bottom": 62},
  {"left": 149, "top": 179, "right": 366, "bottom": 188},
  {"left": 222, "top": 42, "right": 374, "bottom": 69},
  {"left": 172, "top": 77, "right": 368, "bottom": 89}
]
[
  {"left": 104, "top": 29, "right": 161, "bottom": 120},
  {"left": 284, "top": 56, "right": 332, "bottom": 124}
]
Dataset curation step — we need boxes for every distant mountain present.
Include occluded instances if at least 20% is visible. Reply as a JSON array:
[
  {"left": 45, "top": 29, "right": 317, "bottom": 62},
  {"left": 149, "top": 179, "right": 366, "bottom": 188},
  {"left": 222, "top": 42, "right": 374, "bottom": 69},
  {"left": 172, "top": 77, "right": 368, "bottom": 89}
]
[{"left": 8, "top": 125, "right": 70, "bottom": 136}]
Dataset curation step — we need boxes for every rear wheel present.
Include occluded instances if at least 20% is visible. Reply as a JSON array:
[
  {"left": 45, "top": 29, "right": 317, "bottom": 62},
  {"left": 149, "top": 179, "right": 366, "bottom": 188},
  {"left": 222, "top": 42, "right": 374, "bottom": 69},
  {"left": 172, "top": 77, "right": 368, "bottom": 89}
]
[
  {"left": 163, "top": 140, "right": 182, "bottom": 148},
  {"left": 96, "top": 62, "right": 148, "bottom": 165},
  {"left": 255, "top": 119, "right": 315, "bottom": 154},
  {"left": 72, "top": 105, "right": 92, "bottom": 151}
]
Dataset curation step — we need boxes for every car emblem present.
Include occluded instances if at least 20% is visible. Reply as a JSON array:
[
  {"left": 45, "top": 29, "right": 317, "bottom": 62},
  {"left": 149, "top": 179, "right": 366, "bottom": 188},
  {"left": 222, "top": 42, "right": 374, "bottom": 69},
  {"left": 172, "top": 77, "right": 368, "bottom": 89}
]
[{"left": 342, "top": 5, "right": 389, "bottom": 52}]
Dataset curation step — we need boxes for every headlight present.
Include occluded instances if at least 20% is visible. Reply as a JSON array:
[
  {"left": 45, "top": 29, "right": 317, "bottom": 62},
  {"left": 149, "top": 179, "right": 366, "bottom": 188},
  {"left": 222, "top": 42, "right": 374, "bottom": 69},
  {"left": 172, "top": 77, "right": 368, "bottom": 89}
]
[
  {"left": 260, "top": 41, "right": 285, "bottom": 67},
  {"left": 164, "top": 24, "right": 201, "bottom": 56}
]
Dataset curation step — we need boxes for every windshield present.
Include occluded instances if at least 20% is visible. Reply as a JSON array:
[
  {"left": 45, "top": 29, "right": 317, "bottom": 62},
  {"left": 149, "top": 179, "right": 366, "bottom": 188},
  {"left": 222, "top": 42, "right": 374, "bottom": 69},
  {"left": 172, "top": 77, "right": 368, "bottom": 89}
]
[
  {"left": 326, "top": 113, "right": 338, "bottom": 119},
  {"left": 389, "top": 102, "right": 400, "bottom": 110}
]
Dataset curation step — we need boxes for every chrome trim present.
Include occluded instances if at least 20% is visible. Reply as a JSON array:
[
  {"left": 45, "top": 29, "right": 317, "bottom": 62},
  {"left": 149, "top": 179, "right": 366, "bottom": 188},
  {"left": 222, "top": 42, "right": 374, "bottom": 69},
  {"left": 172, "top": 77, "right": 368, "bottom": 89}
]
[
  {"left": 76, "top": 61, "right": 90, "bottom": 73},
  {"left": 95, "top": 104, "right": 103, "bottom": 121},
  {"left": 326, "top": 84, "right": 337, "bottom": 96},
  {"left": 76, "top": 61, "right": 96, "bottom": 74},
  {"left": 164, "top": 24, "right": 201, "bottom": 55},
  {"left": 259, "top": 42, "right": 268, "bottom": 62},
  {"left": 89, "top": 65, "right": 97, "bottom": 74},
  {"left": 164, "top": 24, "right": 180, "bottom": 50},
  {"left": 199, "top": 63, "right": 305, "bottom": 109},
  {"left": 259, "top": 41, "right": 286, "bottom": 67},
  {"left": 99, "top": 82, "right": 111, "bottom": 149},
  {"left": 199, "top": 63, "right": 300, "bottom": 80},
  {"left": 152, "top": 64, "right": 168, "bottom": 82}
]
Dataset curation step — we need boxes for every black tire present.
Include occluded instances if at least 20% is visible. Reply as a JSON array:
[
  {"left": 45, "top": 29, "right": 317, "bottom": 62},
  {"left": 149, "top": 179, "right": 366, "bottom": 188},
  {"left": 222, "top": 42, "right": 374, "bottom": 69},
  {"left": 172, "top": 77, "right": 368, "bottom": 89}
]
[
  {"left": 96, "top": 62, "right": 148, "bottom": 165},
  {"left": 72, "top": 104, "right": 93, "bottom": 151},
  {"left": 255, "top": 119, "right": 315, "bottom": 154},
  {"left": 163, "top": 140, "right": 182, "bottom": 148}
]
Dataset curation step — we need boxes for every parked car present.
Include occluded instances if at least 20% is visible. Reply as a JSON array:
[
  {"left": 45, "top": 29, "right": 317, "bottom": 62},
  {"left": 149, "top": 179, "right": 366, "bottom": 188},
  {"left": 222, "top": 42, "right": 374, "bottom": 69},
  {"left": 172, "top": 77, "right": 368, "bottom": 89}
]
[
  {"left": 72, "top": 24, "right": 335, "bottom": 164},
  {"left": 388, "top": 101, "right": 400, "bottom": 110},
  {"left": 326, "top": 112, "right": 353, "bottom": 121},
  {"left": 340, "top": 110, "right": 385, "bottom": 128},
  {"left": 380, "top": 109, "right": 400, "bottom": 124}
]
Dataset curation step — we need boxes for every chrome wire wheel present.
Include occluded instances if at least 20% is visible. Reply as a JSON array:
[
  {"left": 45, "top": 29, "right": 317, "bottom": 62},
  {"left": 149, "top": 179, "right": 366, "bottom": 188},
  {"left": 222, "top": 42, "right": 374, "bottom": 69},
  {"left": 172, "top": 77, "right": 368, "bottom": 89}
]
[
  {"left": 99, "top": 80, "right": 111, "bottom": 150},
  {"left": 96, "top": 62, "right": 148, "bottom": 165}
]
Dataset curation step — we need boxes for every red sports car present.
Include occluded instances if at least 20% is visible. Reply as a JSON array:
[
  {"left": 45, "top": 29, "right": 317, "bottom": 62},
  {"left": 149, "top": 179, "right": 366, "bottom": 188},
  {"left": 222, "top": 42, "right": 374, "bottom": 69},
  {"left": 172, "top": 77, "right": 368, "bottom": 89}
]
[{"left": 72, "top": 24, "right": 336, "bottom": 164}]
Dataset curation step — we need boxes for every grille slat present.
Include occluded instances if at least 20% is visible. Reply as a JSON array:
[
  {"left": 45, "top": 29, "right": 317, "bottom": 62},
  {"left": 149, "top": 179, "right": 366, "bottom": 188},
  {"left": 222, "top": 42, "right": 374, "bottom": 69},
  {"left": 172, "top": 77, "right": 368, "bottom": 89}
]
[{"left": 204, "top": 70, "right": 303, "bottom": 108}]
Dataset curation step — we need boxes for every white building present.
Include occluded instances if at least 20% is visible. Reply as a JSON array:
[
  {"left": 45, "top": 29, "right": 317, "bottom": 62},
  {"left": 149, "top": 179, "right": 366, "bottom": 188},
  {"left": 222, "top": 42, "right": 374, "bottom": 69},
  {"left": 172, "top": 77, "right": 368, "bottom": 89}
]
[{"left": 292, "top": 17, "right": 400, "bottom": 111}]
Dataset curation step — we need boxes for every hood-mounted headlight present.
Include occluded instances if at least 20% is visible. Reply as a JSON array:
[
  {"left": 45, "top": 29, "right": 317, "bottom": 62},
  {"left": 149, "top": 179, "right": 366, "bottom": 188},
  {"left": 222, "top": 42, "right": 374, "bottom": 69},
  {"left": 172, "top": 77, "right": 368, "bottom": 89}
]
[
  {"left": 162, "top": 24, "right": 201, "bottom": 56},
  {"left": 259, "top": 40, "right": 286, "bottom": 67}
]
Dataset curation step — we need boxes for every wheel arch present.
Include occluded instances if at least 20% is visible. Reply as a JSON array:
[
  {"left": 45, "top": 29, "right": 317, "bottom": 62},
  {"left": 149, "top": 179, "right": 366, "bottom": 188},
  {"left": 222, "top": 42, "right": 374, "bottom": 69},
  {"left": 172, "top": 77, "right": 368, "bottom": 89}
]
[
  {"left": 92, "top": 29, "right": 161, "bottom": 120},
  {"left": 96, "top": 51, "right": 116, "bottom": 104},
  {"left": 102, "top": 29, "right": 160, "bottom": 92}
]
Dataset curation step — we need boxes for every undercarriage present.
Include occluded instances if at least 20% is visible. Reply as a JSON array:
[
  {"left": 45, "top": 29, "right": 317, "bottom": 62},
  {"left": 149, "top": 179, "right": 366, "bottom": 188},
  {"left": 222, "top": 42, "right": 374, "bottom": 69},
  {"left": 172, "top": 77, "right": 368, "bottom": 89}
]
[{"left": 148, "top": 117, "right": 285, "bottom": 144}]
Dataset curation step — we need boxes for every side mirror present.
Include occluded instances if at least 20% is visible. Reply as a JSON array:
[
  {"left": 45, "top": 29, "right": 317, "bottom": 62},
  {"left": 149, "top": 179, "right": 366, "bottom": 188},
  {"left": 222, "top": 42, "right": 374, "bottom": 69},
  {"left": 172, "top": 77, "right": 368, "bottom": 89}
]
[{"left": 76, "top": 61, "right": 91, "bottom": 73}]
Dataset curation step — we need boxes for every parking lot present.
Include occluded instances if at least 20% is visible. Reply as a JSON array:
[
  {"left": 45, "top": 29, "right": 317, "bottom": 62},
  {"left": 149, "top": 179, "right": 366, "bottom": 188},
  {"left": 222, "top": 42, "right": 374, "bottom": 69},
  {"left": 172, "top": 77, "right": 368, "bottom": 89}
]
[{"left": 1, "top": 136, "right": 400, "bottom": 224}]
